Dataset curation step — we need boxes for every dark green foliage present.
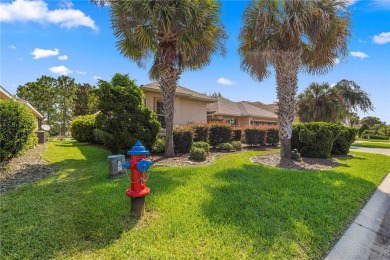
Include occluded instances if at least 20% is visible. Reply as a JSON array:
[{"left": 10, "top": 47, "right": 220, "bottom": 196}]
[
  {"left": 358, "top": 123, "right": 370, "bottom": 137},
  {"left": 231, "top": 141, "right": 242, "bottom": 151},
  {"left": 291, "top": 124, "right": 305, "bottom": 151},
  {"left": 209, "top": 123, "right": 232, "bottom": 147},
  {"left": 70, "top": 115, "right": 96, "bottom": 143},
  {"left": 152, "top": 137, "right": 166, "bottom": 154},
  {"left": 192, "top": 141, "right": 210, "bottom": 154},
  {"left": 332, "top": 127, "right": 357, "bottom": 155},
  {"left": 189, "top": 147, "right": 207, "bottom": 161},
  {"left": 362, "top": 134, "right": 389, "bottom": 140},
  {"left": 192, "top": 124, "right": 209, "bottom": 142},
  {"left": 93, "top": 129, "right": 110, "bottom": 145},
  {"left": 173, "top": 126, "right": 193, "bottom": 153},
  {"left": 95, "top": 73, "right": 160, "bottom": 154},
  {"left": 294, "top": 123, "right": 340, "bottom": 158},
  {"left": 218, "top": 142, "right": 233, "bottom": 152},
  {"left": 244, "top": 127, "right": 266, "bottom": 146},
  {"left": 266, "top": 127, "right": 279, "bottom": 146},
  {"left": 232, "top": 128, "right": 242, "bottom": 141},
  {"left": 0, "top": 100, "right": 37, "bottom": 161}
]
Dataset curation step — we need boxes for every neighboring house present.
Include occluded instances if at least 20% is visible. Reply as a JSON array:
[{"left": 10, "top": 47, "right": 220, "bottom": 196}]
[
  {"left": 0, "top": 86, "right": 43, "bottom": 130},
  {"left": 207, "top": 97, "right": 278, "bottom": 127},
  {"left": 140, "top": 83, "right": 216, "bottom": 127}
]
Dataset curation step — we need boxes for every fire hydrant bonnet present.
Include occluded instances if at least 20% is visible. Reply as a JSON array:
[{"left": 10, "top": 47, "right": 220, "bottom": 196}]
[{"left": 127, "top": 140, "right": 150, "bottom": 156}]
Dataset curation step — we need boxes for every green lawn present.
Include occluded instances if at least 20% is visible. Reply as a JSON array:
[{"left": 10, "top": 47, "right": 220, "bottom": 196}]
[
  {"left": 1, "top": 141, "right": 390, "bottom": 259},
  {"left": 352, "top": 142, "right": 390, "bottom": 149},
  {"left": 356, "top": 137, "right": 390, "bottom": 143}
]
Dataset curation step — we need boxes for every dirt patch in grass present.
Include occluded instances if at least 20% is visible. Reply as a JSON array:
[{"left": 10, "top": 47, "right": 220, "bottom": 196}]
[
  {"left": 0, "top": 144, "right": 56, "bottom": 193},
  {"left": 251, "top": 153, "right": 338, "bottom": 170}
]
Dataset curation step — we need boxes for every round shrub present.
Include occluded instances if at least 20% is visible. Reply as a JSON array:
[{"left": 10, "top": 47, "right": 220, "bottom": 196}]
[
  {"left": 0, "top": 99, "right": 37, "bottom": 161},
  {"left": 70, "top": 114, "right": 96, "bottom": 143},
  {"left": 209, "top": 123, "right": 232, "bottom": 147},
  {"left": 152, "top": 137, "right": 166, "bottom": 154},
  {"left": 332, "top": 126, "right": 357, "bottom": 155},
  {"left": 189, "top": 147, "right": 207, "bottom": 161},
  {"left": 192, "top": 141, "right": 210, "bottom": 154},
  {"left": 231, "top": 141, "right": 242, "bottom": 151},
  {"left": 192, "top": 124, "right": 209, "bottom": 142},
  {"left": 218, "top": 142, "right": 233, "bottom": 152},
  {"left": 173, "top": 126, "right": 193, "bottom": 153}
]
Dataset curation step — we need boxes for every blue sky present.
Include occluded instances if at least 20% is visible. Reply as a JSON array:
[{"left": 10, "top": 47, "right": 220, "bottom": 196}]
[{"left": 1, "top": 0, "right": 389, "bottom": 122}]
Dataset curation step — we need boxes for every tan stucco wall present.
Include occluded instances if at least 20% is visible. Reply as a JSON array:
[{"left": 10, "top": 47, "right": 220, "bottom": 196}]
[{"left": 143, "top": 92, "right": 208, "bottom": 126}]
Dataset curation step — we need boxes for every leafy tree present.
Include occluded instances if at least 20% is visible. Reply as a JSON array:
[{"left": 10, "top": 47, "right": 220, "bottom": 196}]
[
  {"left": 74, "top": 83, "right": 98, "bottom": 116},
  {"left": 361, "top": 116, "right": 382, "bottom": 128},
  {"left": 348, "top": 112, "right": 360, "bottom": 127},
  {"left": 56, "top": 76, "right": 77, "bottom": 136},
  {"left": 94, "top": 0, "right": 226, "bottom": 156},
  {"left": 95, "top": 73, "right": 160, "bottom": 154},
  {"left": 16, "top": 75, "right": 57, "bottom": 129},
  {"left": 239, "top": 0, "right": 350, "bottom": 157},
  {"left": 296, "top": 83, "right": 345, "bottom": 123}
]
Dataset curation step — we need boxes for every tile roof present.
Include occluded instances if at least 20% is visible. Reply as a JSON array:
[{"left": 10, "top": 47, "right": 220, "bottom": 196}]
[
  {"left": 246, "top": 101, "right": 278, "bottom": 113},
  {"left": 140, "top": 82, "right": 216, "bottom": 103},
  {"left": 208, "top": 97, "right": 277, "bottom": 119}
]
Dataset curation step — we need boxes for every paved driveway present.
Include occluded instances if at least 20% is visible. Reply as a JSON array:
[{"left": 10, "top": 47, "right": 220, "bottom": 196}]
[{"left": 350, "top": 146, "right": 390, "bottom": 156}]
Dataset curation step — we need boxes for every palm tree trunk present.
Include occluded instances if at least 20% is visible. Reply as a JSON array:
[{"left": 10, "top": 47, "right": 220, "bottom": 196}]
[{"left": 275, "top": 51, "right": 300, "bottom": 158}]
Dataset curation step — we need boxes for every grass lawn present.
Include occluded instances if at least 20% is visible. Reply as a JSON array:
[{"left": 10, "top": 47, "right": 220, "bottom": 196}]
[
  {"left": 1, "top": 141, "right": 390, "bottom": 259},
  {"left": 356, "top": 137, "right": 390, "bottom": 143},
  {"left": 352, "top": 142, "right": 390, "bottom": 149}
]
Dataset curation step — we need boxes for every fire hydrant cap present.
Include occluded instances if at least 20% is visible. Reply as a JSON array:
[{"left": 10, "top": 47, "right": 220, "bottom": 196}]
[{"left": 127, "top": 140, "right": 150, "bottom": 156}]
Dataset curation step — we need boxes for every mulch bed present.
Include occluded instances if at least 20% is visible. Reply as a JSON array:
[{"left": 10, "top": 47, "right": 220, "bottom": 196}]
[
  {"left": 149, "top": 150, "right": 226, "bottom": 167},
  {"left": 0, "top": 144, "right": 56, "bottom": 193}
]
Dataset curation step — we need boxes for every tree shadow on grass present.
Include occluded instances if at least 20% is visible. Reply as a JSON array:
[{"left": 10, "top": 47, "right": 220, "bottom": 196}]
[
  {"left": 0, "top": 141, "right": 189, "bottom": 259},
  {"left": 201, "top": 158, "right": 377, "bottom": 258}
]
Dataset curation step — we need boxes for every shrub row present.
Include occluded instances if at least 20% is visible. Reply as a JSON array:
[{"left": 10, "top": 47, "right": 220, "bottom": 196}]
[
  {"left": 244, "top": 127, "right": 279, "bottom": 146},
  {"left": 361, "top": 134, "right": 389, "bottom": 140},
  {"left": 291, "top": 122, "right": 357, "bottom": 158}
]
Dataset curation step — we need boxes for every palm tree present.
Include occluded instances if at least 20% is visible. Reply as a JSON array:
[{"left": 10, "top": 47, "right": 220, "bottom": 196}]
[
  {"left": 296, "top": 82, "right": 345, "bottom": 123},
  {"left": 94, "top": 0, "right": 226, "bottom": 156},
  {"left": 239, "top": 0, "right": 350, "bottom": 158}
]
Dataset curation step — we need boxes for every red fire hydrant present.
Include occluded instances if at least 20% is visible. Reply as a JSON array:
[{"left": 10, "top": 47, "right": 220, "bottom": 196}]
[{"left": 123, "top": 140, "right": 153, "bottom": 219}]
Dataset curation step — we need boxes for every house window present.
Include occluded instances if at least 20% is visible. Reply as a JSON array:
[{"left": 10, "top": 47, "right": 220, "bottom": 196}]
[
  {"left": 224, "top": 118, "right": 237, "bottom": 126},
  {"left": 155, "top": 100, "right": 166, "bottom": 128},
  {"left": 251, "top": 120, "right": 277, "bottom": 126}
]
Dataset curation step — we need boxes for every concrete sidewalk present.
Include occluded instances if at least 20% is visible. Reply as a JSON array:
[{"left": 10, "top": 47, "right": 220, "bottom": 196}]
[
  {"left": 326, "top": 173, "right": 390, "bottom": 260},
  {"left": 350, "top": 146, "right": 390, "bottom": 156}
]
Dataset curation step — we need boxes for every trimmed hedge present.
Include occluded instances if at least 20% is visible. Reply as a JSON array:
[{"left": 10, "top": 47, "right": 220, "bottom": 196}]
[
  {"left": 0, "top": 99, "right": 37, "bottom": 161},
  {"left": 192, "top": 141, "right": 210, "bottom": 154},
  {"left": 189, "top": 147, "right": 207, "bottom": 161},
  {"left": 232, "top": 128, "right": 242, "bottom": 141},
  {"left": 192, "top": 124, "right": 209, "bottom": 142},
  {"left": 152, "top": 137, "right": 166, "bottom": 154},
  {"left": 266, "top": 127, "right": 279, "bottom": 146},
  {"left": 361, "top": 134, "right": 389, "bottom": 140},
  {"left": 332, "top": 127, "right": 357, "bottom": 155},
  {"left": 244, "top": 127, "right": 266, "bottom": 146},
  {"left": 70, "top": 115, "right": 96, "bottom": 143},
  {"left": 173, "top": 126, "right": 193, "bottom": 153},
  {"left": 209, "top": 123, "right": 232, "bottom": 147},
  {"left": 218, "top": 142, "right": 233, "bottom": 152}
]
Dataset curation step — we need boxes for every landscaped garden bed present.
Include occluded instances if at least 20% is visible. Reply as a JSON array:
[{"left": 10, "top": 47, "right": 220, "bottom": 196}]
[{"left": 1, "top": 140, "right": 390, "bottom": 259}]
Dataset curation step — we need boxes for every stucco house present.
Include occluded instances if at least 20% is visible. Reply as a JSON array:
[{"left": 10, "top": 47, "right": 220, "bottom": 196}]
[
  {"left": 207, "top": 97, "right": 278, "bottom": 127},
  {"left": 0, "top": 86, "right": 43, "bottom": 130},
  {"left": 140, "top": 83, "right": 216, "bottom": 127}
]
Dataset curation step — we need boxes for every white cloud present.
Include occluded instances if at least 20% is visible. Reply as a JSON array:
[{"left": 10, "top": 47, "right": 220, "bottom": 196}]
[
  {"left": 9, "top": 45, "right": 16, "bottom": 49},
  {"left": 93, "top": 76, "right": 102, "bottom": 81},
  {"left": 76, "top": 70, "right": 86, "bottom": 75},
  {"left": 373, "top": 32, "right": 390, "bottom": 44},
  {"left": 31, "top": 48, "right": 59, "bottom": 59},
  {"left": 217, "top": 77, "right": 236, "bottom": 86},
  {"left": 0, "top": 0, "right": 98, "bottom": 31},
  {"left": 59, "top": 0, "right": 73, "bottom": 9},
  {"left": 58, "top": 55, "right": 68, "bottom": 60},
  {"left": 49, "top": 65, "right": 72, "bottom": 75},
  {"left": 350, "top": 51, "right": 369, "bottom": 58}
]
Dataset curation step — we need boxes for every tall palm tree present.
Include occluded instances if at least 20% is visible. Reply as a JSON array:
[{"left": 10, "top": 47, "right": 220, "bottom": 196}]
[
  {"left": 296, "top": 82, "right": 345, "bottom": 123},
  {"left": 239, "top": 0, "right": 350, "bottom": 158},
  {"left": 94, "top": 0, "right": 226, "bottom": 156}
]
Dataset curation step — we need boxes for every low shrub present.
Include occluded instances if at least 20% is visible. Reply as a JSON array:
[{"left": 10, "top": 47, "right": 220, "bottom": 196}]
[
  {"left": 0, "top": 100, "right": 37, "bottom": 161},
  {"left": 218, "top": 142, "right": 233, "bottom": 152},
  {"left": 266, "top": 127, "right": 279, "bottom": 146},
  {"left": 152, "top": 137, "right": 166, "bottom": 154},
  {"left": 70, "top": 114, "right": 96, "bottom": 143},
  {"left": 93, "top": 129, "right": 110, "bottom": 145},
  {"left": 332, "top": 127, "right": 357, "bottom": 155},
  {"left": 192, "top": 141, "right": 210, "bottom": 154},
  {"left": 244, "top": 127, "right": 266, "bottom": 146},
  {"left": 291, "top": 124, "right": 305, "bottom": 151},
  {"left": 173, "top": 126, "right": 193, "bottom": 153},
  {"left": 232, "top": 128, "right": 242, "bottom": 141},
  {"left": 209, "top": 123, "right": 232, "bottom": 147},
  {"left": 361, "top": 134, "right": 389, "bottom": 140},
  {"left": 189, "top": 147, "right": 207, "bottom": 161},
  {"left": 231, "top": 141, "right": 242, "bottom": 151},
  {"left": 358, "top": 123, "right": 369, "bottom": 137},
  {"left": 192, "top": 124, "right": 209, "bottom": 142}
]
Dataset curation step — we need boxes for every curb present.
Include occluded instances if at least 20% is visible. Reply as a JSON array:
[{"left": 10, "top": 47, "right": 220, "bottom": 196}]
[{"left": 326, "top": 173, "right": 390, "bottom": 260}]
